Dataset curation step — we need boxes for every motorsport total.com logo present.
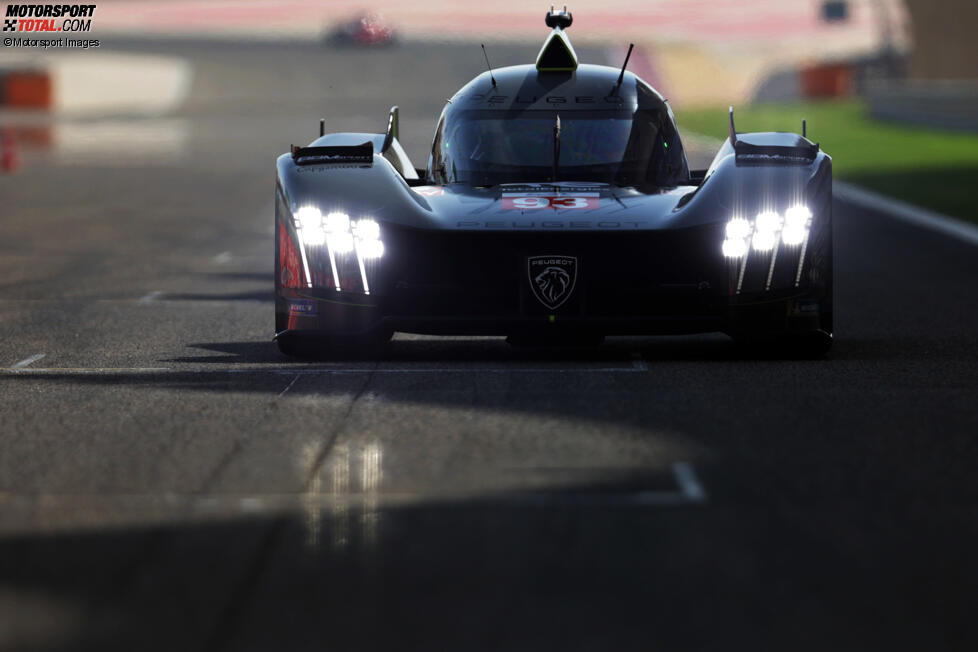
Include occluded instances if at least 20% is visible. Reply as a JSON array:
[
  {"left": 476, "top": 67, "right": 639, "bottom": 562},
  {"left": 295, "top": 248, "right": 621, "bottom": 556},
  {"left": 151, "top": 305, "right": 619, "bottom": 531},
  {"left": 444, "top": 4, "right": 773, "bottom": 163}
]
[{"left": 4, "top": 4, "right": 96, "bottom": 32}]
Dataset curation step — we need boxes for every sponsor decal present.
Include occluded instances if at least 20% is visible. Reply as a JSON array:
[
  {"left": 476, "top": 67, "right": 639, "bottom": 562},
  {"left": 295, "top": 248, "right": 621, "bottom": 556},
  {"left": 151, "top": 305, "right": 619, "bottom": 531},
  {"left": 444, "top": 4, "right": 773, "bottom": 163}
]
[
  {"left": 527, "top": 255, "right": 578, "bottom": 310},
  {"left": 503, "top": 192, "right": 599, "bottom": 210},
  {"left": 502, "top": 183, "right": 602, "bottom": 193},
  {"left": 414, "top": 186, "right": 444, "bottom": 197},
  {"left": 288, "top": 299, "right": 317, "bottom": 317},
  {"left": 4, "top": 4, "right": 96, "bottom": 33},
  {"left": 295, "top": 164, "right": 369, "bottom": 172}
]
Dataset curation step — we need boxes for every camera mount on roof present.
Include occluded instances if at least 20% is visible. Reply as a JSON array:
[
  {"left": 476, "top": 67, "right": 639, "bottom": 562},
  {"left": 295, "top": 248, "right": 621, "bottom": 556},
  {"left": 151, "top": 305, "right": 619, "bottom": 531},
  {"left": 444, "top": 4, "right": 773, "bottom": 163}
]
[
  {"left": 537, "top": 6, "right": 578, "bottom": 71},
  {"left": 545, "top": 5, "right": 572, "bottom": 29}
]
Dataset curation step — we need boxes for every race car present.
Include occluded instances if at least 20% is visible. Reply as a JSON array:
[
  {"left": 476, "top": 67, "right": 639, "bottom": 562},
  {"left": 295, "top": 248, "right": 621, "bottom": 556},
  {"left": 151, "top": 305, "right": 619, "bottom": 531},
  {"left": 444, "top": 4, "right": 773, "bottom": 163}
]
[
  {"left": 275, "top": 7, "right": 833, "bottom": 357},
  {"left": 327, "top": 11, "right": 397, "bottom": 47}
]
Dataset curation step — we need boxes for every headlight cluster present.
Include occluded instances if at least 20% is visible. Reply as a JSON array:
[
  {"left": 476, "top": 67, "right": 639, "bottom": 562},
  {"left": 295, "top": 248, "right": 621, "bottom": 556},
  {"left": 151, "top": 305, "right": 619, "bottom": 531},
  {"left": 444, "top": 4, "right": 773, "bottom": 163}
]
[
  {"left": 292, "top": 206, "right": 384, "bottom": 293},
  {"left": 294, "top": 207, "right": 384, "bottom": 259},
  {"left": 722, "top": 205, "right": 812, "bottom": 259}
]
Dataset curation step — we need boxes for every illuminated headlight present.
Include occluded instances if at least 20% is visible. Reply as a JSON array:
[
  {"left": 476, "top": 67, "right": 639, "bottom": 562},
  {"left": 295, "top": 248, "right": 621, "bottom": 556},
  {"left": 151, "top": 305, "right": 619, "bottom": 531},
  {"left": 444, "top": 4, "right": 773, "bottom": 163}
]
[
  {"left": 722, "top": 238, "right": 748, "bottom": 258},
  {"left": 755, "top": 211, "right": 782, "bottom": 233},
  {"left": 782, "top": 205, "right": 812, "bottom": 246},
  {"left": 327, "top": 231, "right": 354, "bottom": 253},
  {"left": 353, "top": 219, "right": 384, "bottom": 259},
  {"left": 289, "top": 206, "right": 385, "bottom": 294},
  {"left": 357, "top": 237, "right": 385, "bottom": 259},
  {"left": 301, "top": 229, "right": 326, "bottom": 246},
  {"left": 354, "top": 218, "right": 380, "bottom": 241},
  {"left": 325, "top": 212, "right": 350, "bottom": 233},
  {"left": 294, "top": 206, "right": 325, "bottom": 245},
  {"left": 784, "top": 205, "right": 812, "bottom": 228},
  {"left": 723, "top": 206, "right": 812, "bottom": 257},
  {"left": 782, "top": 225, "right": 807, "bottom": 245},
  {"left": 295, "top": 206, "right": 322, "bottom": 230},
  {"left": 751, "top": 230, "right": 777, "bottom": 252},
  {"left": 750, "top": 211, "right": 781, "bottom": 252},
  {"left": 722, "top": 218, "right": 751, "bottom": 258},
  {"left": 725, "top": 218, "right": 752, "bottom": 240}
]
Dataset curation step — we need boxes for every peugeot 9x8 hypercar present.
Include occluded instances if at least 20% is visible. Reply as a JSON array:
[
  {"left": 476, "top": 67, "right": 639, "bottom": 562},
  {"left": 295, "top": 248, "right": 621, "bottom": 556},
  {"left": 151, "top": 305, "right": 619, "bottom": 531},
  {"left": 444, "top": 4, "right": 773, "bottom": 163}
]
[{"left": 274, "top": 7, "right": 833, "bottom": 357}]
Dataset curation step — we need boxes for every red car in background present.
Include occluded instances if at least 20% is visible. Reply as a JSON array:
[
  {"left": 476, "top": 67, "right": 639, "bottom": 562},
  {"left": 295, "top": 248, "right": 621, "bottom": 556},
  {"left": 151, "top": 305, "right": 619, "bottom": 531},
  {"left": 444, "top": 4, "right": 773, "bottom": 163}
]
[{"left": 328, "top": 12, "right": 397, "bottom": 47}]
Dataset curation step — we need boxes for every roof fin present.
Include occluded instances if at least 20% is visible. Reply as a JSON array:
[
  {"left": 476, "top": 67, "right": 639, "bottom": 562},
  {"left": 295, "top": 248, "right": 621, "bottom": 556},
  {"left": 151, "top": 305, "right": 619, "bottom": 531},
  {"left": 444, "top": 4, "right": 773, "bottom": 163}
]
[
  {"left": 728, "top": 106, "right": 737, "bottom": 146},
  {"left": 536, "top": 6, "right": 578, "bottom": 72}
]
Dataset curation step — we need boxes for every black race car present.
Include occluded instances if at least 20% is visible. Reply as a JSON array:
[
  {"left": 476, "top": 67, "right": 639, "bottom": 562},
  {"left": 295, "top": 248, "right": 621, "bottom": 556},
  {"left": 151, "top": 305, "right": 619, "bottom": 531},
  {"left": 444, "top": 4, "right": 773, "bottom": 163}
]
[{"left": 275, "top": 7, "right": 833, "bottom": 356}]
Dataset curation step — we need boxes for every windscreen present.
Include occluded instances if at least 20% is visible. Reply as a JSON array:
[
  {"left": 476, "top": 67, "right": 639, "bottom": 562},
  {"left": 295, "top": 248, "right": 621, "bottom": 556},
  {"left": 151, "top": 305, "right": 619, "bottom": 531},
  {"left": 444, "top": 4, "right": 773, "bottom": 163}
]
[{"left": 431, "top": 107, "right": 687, "bottom": 187}]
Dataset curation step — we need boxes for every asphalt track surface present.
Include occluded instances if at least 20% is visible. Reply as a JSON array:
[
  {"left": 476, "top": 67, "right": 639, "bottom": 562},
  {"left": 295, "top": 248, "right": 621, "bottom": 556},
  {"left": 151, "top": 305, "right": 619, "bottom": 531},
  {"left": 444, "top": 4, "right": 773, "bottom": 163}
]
[{"left": 1, "top": 40, "right": 977, "bottom": 651}]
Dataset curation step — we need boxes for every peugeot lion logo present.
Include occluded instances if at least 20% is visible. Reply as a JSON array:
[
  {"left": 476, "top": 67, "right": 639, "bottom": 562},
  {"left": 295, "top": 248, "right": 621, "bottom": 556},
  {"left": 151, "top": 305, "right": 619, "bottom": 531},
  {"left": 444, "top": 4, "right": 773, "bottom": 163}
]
[{"left": 527, "top": 255, "right": 578, "bottom": 310}]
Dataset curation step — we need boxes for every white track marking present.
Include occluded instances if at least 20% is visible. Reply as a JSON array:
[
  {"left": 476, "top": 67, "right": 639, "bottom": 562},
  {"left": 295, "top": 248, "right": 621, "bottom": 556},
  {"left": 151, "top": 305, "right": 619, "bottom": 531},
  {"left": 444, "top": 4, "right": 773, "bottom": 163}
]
[
  {"left": 672, "top": 462, "right": 708, "bottom": 503},
  {"left": 9, "top": 354, "right": 46, "bottom": 370},
  {"left": 212, "top": 251, "right": 232, "bottom": 264},
  {"left": 2, "top": 367, "right": 169, "bottom": 374},
  {"left": 278, "top": 374, "right": 301, "bottom": 397},
  {"left": 835, "top": 181, "right": 978, "bottom": 247},
  {"left": 137, "top": 291, "right": 162, "bottom": 304}
]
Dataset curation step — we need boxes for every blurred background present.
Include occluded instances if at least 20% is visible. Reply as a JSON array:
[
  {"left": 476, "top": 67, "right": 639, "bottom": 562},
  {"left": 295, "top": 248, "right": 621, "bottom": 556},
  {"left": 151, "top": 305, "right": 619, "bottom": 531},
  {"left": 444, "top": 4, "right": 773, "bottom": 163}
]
[{"left": 1, "top": 0, "right": 977, "bottom": 218}]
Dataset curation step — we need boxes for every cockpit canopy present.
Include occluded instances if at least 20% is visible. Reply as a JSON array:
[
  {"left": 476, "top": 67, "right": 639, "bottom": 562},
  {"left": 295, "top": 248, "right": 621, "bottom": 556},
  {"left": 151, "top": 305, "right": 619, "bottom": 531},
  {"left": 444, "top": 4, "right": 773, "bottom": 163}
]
[
  {"left": 427, "top": 74, "right": 689, "bottom": 188},
  {"left": 426, "top": 8, "right": 688, "bottom": 189}
]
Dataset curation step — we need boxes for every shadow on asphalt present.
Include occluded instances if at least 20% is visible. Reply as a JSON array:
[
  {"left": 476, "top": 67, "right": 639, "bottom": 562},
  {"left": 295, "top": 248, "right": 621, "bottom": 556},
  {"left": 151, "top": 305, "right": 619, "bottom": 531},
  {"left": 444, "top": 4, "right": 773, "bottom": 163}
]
[
  {"left": 195, "top": 272, "right": 273, "bottom": 282},
  {"left": 166, "top": 341, "right": 284, "bottom": 364},
  {"left": 0, "top": 488, "right": 969, "bottom": 651},
  {"left": 161, "top": 290, "right": 274, "bottom": 303},
  {"left": 162, "top": 335, "right": 834, "bottom": 365}
]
